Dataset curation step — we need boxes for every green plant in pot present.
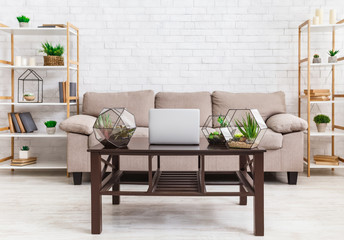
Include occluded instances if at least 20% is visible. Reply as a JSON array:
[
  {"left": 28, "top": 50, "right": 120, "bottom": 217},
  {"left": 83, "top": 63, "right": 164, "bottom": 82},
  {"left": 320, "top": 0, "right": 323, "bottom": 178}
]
[
  {"left": 328, "top": 50, "right": 339, "bottom": 63},
  {"left": 313, "top": 54, "right": 321, "bottom": 64},
  {"left": 228, "top": 113, "right": 259, "bottom": 149},
  {"left": 19, "top": 146, "right": 30, "bottom": 159},
  {"left": 40, "top": 41, "right": 64, "bottom": 66},
  {"left": 314, "top": 114, "right": 330, "bottom": 132},
  {"left": 23, "top": 92, "right": 35, "bottom": 101},
  {"left": 17, "top": 15, "right": 30, "bottom": 28},
  {"left": 206, "top": 116, "right": 228, "bottom": 145},
  {"left": 44, "top": 120, "right": 57, "bottom": 134}
]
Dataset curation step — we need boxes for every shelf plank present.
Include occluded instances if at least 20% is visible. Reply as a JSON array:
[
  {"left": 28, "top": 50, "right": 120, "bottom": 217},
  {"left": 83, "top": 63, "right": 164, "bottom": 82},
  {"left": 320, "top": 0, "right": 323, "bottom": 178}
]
[
  {"left": 300, "top": 61, "right": 344, "bottom": 67},
  {"left": 0, "top": 65, "right": 77, "bottom": 71},
  {"left": 305, "top": 131, "right": 344, "bottom": 137},
  {"left": 0, "top": 159, "right": 66, "bottom": 169},
  {"left": 0, "top": 131, "right": 67, "bottom": 138},
  {"left": 0, "top": 27, "right": 76, "bottom": 36},
  {"left": 304, "top": 161, "right": 344, "bottom": 169},
  {"left": 301, "top": 23, "right": 344, "bottom": 32},
  {"left": 0, "top": 102, "right": 77, "bottom": 106},
  {"left": 300, "top": 99, "right": 344, "bottom": 104}
]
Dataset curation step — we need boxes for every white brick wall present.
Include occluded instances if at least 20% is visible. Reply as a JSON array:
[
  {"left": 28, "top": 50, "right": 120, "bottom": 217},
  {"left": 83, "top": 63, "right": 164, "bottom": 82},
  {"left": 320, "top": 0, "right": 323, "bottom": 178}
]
[{"left": 1, "top": 0, "right": 344, "bottom": 163}]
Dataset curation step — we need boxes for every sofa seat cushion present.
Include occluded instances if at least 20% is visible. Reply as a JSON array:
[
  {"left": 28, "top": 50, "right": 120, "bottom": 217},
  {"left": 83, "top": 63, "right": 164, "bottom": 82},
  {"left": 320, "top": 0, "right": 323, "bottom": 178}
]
[
  {"left": 212, "top": 91, "right": 286, "bottom": 121},
  {"left": 155, "top": 92, "right": 212, "bottom": 126},
  {"left": 82, "top": 90, "right": 155, "bottom": 127},
  {"left": 266, "top": 113, "right": 308, "bottom": 134},
  {"left": 259, "top": 128, "right": 283, "bottom": 150},
  {"left": 60, "top": 115, "right": 96, "bottom": 135}
]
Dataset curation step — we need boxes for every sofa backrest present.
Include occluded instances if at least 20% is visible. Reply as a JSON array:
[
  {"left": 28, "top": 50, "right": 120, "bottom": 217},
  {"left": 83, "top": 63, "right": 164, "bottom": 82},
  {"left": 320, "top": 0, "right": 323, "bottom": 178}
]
[
  {"left": 82, "top": 90, "right": 155, "bottom": 127},
  {"left": 211, "top": 91, "right": 286, "bottom": 121},
  {"left": 155, "top": 92, "right": 212, "bottom": 126}
]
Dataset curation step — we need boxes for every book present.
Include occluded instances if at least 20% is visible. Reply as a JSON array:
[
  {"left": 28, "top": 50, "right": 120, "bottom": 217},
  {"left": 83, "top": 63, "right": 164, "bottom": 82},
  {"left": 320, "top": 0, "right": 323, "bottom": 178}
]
[
  {"left": 304, "top": 89, "right": 331, "bottom": 94},
  {"left": 315, "top": 161, "right": 339, "bottom": 166},
  {"left": 12, "top": 157, "right": 37, "bottom": 163},
  {"left": 42, "top": 24, "right": 66, "bottom": 28},
  {"left": 59, "top": 81, "right": 76, "bottom": 103},
  {"left": 304, "top": 92, "right": 331, "bottom": 97},
  {"left": 314, "top": 155, "right": 338, "bottom": 161},
  {"left": 8, "top": 113, "right": 15, "bottom": 133},
  {"left": 11, "top": 112, "right": 21, "bottom": 133},
  {"left": 19, "top": 112, "right": 38, "bottom": 133},
  {"left": 310, "top": 96, "right": 331, "bottom": 101},
  {"left": 15, "top": 113, "right": 26, "bottom": 133}
]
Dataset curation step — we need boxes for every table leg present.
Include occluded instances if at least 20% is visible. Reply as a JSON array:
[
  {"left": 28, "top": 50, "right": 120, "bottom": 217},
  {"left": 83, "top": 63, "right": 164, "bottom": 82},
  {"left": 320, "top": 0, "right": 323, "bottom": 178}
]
[
  {"left": 239, "top": 155, "right": 247, "bottom": 205},
  {"left": 91, "top": 152, "right": 102, "bottom": 234},
  {"left": 112, "top": 155, "right": 120, "bottom": 205},
  {"left": 253, "top": 152, "right": 264, "bottom": 236}
]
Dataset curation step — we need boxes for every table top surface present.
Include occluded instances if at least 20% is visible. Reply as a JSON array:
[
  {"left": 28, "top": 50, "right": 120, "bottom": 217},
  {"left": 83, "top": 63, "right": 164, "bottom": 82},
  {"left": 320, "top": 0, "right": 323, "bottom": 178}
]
[{"left": 88, "top": 138, "right": 266, "bottom": 155}]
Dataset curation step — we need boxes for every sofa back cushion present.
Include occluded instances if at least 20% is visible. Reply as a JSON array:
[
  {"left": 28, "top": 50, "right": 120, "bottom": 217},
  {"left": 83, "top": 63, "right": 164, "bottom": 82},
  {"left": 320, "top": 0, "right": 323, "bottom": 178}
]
[
  {"left": 212, "top": 91, "right": 286, "bottom": 121},
  {"left": 155, "top": 92, "right": 212, "bottom": 126},
  {"left": 82, "top": 90, "right": 155, "bottom": 127}
]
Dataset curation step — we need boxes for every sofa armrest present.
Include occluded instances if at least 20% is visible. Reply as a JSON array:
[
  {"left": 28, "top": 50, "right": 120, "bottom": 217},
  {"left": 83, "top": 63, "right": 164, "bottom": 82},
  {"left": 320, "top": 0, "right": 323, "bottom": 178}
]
[
  {"left": 59, "top": 115, "right": 96, "bottom": 135},
  {"left": 266, "top": 113, "right": 308, "bottom": 134}
]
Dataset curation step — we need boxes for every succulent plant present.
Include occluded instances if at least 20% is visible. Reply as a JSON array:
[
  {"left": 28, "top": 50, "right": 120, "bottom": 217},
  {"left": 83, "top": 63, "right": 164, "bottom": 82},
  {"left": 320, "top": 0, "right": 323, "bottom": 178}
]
[
  {"left": 235, "top": 113, "right": 259, "bottom": 141},
  {"left": 44, "top": 120, "right": 57, "bottom": 128},
  {"left": 21, "top": 146, "right": 29, "bottom": 151},
  {"left": 40, "top": 42, "right": 64, "bottom": 56},
  {"left": 314, "top": 114, "right": 331, "bottom": 124},
  {"left": 217, "top": 116, "right": 228, "bottom": 127},
  {"left": 17, "top": 15, "right": 30, "bottom": 23},
  {"left": 328, "top": 50, "right": 339, "bottom": 56},
  {"left": 313, "top": 54, "right": 320, "bottom": 58}
]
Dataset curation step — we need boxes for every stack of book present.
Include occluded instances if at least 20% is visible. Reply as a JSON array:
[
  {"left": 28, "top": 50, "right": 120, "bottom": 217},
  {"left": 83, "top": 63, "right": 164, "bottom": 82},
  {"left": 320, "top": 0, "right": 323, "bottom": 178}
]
[
  {"left": 304, "top": 89, "right": 331, "bottom": 101},
  {"left": 7, "top": 112, "right": 38, "bottom": 133},
  {"left": 314, "top": 155, "right": 340, "bottom": 166},
  {"left": 11, "top": 157, "right": 37, "bottom": 166}
]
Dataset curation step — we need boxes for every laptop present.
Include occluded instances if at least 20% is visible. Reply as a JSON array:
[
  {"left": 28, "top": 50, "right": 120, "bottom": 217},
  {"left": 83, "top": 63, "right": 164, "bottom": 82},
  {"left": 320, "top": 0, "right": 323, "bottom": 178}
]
[{"left": 149, "top": 109, "right": 200, "bottom": 145}]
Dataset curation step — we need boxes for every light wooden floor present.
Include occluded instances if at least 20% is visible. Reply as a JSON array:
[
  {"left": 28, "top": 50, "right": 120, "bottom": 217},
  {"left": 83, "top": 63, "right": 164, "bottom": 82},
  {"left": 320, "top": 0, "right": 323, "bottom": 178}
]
[{"left": 0, "top": 169, "right": 344, "bottom": 240}]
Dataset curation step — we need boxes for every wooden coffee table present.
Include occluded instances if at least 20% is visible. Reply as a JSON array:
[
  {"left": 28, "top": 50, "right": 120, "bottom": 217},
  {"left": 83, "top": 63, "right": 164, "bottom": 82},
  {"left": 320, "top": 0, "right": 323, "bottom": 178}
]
[{"left": 88, "top": 138, "right": 266, "bottom": 236}]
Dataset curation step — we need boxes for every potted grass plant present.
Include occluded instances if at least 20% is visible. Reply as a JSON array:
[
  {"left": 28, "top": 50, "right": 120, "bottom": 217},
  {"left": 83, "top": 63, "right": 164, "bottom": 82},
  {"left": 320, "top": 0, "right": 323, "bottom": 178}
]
[
  {"left": 313, "top": 54, "right": 321, "bottom": 63},
  {"left": 314, "top": 114, "right": 330, "bottom": 132},
  {"left": 44, "top": 120, "right": 57, "bottom": 134},
  {"left": 40, "top": 42, "right": 64, "bottom": 66},
  {"left": 19, "top": 146, "right": 30, "bottom": 159},
  {"left": 17, "top": 15, "right": 30, "bottom": 28},
  {"left": 328, "top": 50, "right": 339, "bottom": 63}
]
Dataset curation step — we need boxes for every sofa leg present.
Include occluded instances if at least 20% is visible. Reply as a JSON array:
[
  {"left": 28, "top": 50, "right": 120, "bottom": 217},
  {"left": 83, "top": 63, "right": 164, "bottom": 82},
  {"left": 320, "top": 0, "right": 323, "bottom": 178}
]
[
  {"left": 287, "top": 172, "right": 298, "bottom": 185},
  {"left": 73, "top": 172, "right": 83, "bottom": 185}
]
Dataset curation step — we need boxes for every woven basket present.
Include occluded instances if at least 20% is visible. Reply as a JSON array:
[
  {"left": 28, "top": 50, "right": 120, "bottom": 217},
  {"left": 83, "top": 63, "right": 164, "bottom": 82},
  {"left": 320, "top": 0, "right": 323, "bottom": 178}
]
[{"left": 43, "top": 56, "right": 64, "bottom": 66}]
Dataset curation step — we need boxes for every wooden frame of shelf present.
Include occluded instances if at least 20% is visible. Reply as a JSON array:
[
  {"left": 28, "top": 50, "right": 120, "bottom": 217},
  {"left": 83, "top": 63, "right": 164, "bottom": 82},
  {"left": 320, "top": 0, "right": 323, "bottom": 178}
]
[
  {"left": 0, "top": 22, "right": 79, "bottom": 171},
  {"left": 298, "top": 19, "right": 344, "bottom": 177}
]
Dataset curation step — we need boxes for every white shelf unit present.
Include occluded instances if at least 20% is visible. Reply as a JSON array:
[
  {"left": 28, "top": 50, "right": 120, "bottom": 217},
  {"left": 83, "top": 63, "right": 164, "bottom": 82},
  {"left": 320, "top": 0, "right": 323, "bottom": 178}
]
[
  {"left": 298, "top": 19, "right": 344, "bottom": 176},
  {"left": 0, "top": 22, "right": 79, "bottom": 171}
]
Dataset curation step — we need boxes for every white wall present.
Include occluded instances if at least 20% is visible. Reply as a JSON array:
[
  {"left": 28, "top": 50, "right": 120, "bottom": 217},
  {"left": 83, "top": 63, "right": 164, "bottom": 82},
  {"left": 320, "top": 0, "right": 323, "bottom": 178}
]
[{"left": 1, "top": 0, "right": 344, "bottom": 162}]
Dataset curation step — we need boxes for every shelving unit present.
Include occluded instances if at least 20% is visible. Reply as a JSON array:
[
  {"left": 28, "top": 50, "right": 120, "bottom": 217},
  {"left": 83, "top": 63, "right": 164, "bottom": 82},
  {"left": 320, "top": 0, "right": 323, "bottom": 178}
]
[
  {"left": 0, "top": 22, "right": 79, "bottom": 170},
  {"left": 298, "top": 19, "right": 344, "bottom": 177}
]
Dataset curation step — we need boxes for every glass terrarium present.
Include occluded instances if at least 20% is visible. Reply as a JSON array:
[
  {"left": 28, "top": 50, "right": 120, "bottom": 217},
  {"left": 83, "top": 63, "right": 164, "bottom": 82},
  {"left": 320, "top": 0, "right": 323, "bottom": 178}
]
[
  {"left": 18, "top": 69, "right": 43, "bottom": 103},
  {"left": 93, "top": 108, "right": 136, "bottom": 148},
  {"left": 202, "top": 115, "right": 228, "bottom": 145},
  {"left": 220, "top": 109, "right": 267, "bottom": 149}
]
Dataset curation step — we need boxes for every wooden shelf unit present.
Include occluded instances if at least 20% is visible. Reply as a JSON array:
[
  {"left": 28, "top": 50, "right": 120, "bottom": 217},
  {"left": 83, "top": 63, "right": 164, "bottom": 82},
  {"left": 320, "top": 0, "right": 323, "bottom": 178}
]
[
  {"left": 298, "top": 19, "right": 344, "bottom": 177},
  {"left": 0, "top": 22, "right": 79, "bottom": 171}
]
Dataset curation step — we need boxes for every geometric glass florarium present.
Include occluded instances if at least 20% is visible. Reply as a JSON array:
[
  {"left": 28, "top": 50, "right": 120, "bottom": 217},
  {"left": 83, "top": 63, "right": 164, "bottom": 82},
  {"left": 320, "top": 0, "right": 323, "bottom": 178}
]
[
  {"left": 220, "top": 109, "right": 267, "bottom": 149},
  {"left": 201, "top": 115, "right": 228, "bottom": 145},
  {"left": 93, "top": 108, "right": 136, "bottom": 148},
  {"left": 18, "top": 69, "right": 43, "bottom": 103}
]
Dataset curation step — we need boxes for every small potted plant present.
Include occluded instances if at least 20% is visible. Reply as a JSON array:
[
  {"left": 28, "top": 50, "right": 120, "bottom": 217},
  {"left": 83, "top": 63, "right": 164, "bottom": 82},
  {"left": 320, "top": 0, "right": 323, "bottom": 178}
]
[
  {"left": 40, "top": 42, "right": 64, "bottom": 66},
  {"left": 19, "top": 146, "right": 30, "bottom": 159},
  {"left": 17, "top": 15, "right": 30, "bottom": 28},
  {"left": 313, "top": 114, "right": 330, "bottom": 132},
  {"left": 328, "top": 50, "right": 339, "bottom": 63},
  {"left": 23, "top": 92, "right": 35, "bottom": 101},
  {"left": 44, "top": 120, "right": 57, "bottom": 134},
  {"left": 313, "top": 54, "right": 321, "bottom": 63}
]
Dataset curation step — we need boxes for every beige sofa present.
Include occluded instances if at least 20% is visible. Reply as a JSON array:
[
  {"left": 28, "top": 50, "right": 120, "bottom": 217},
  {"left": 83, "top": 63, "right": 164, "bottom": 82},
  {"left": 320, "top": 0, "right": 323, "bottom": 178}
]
[{"left": 60, "top": 90, "right": 307, "bottom": 185}]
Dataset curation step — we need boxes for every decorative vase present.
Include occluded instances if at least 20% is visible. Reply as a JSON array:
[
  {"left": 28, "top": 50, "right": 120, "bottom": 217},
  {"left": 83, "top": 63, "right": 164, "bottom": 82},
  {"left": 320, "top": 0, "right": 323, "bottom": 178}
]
[
  {"left": 328, "top": 56, "right": 337, "bottom": 63},
  {"left": 19, "top": 22, "right": 29, "bottom": 28},
  {"left": 19, "top": 150, "right": 30, "bottom": 159},
  {"left": 43, "top": 56, "right": 64, "bottom": 66},
  {"left": 46, "top": 127, "right": 56, "bottom": 134},
  {"left": 316, "top": 123, "right": 327, "bottom": 132},
  {"left": 313, "top": 58, "right": 321, "bottom": 63},
  {"left": 24, "top": 94, "right": 35, "bottom": 101}
]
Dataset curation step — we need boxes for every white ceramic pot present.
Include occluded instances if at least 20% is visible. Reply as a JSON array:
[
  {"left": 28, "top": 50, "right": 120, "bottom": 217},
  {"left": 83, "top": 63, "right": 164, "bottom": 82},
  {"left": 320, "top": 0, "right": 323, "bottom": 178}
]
[
  {"left": 19, "top": 150, "right": 30, "bottom": 159},
  {"left": 46, "top": 127, "right": 56, "bottom": 134},
  {"left": 316, "top": 123, "right": 327, "bottom": 132},
  {"left": 313, "top": 58, "right": 321, "bottom": 63},
  {"left": 328, "top": 56, "right": 337, "bottom": 63},
  {"left": 19, "top": 22, "right": 29, "bottom": 28}
]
